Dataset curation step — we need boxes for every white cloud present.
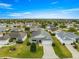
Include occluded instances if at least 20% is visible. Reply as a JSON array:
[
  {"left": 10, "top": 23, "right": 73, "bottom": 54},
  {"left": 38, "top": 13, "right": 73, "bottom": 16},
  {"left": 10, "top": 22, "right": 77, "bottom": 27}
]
[
  {"left": 62, "top": 8, "right": 79, "bottom": 14},
  {"left": 8, "top": 8, "right": 79, "bottom": 19},
  {"left": 9, "top": 12, "right": 31, "bottom": 18},
  {"left": 0, "top": 3, "right": 12, "bottom": 9}
]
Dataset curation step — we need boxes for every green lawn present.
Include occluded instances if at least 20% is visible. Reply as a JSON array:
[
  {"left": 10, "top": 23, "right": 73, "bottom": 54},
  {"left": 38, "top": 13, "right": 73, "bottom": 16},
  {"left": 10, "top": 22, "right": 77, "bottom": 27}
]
[
  {"left": 51, "top": 36, "right": 72, "bottom": 58},
  {"left": 0, "top": 37, "right": 43, "bottom": 58},
  {"left": 74, "top": 43, "right": 79, "bottom": 52},
  {"left": 75, "top": 32, "right": 79, "bottom": 35}
]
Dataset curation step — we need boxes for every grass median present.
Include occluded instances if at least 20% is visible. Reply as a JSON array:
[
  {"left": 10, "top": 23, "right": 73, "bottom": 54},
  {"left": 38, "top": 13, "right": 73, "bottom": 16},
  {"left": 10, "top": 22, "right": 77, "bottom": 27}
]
[{"left": 51, "top": 35, "right": 72, "bottom": 58}]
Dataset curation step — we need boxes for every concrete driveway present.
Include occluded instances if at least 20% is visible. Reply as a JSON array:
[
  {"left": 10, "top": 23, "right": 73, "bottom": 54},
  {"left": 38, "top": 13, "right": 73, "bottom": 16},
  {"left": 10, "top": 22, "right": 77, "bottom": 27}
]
[
  {"left": 66, "top": 45, "right": 79, "bottom": 59},
  {"left": 42, "top": 40, "right": 58, "bottom": 59}
]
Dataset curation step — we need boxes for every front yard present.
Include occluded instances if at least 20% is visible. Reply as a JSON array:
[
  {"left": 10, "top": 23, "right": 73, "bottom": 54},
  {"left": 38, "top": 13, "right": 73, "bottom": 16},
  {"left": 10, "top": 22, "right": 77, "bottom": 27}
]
[
  {"left": 0, "top": 37, "right": 43, "bottom": 58},
  {"left": 51, "top": 36, "right": 72, "bottom": 58},
  {"left": 74, "top": 43, "right": 79, "bottom": 52}
]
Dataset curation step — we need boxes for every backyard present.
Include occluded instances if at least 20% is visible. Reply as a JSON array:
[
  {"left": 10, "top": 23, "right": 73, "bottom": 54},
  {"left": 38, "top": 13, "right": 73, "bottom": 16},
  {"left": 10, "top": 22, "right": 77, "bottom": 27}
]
[{"left": 0, "top": 37, "right": 43, "bottom": 58}]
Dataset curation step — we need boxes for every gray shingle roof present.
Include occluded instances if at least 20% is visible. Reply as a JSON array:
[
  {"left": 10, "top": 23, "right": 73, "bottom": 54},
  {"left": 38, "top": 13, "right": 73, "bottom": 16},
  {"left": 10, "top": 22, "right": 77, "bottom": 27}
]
[
  {"left": 56, "top": 31, "right": 79, "bottom": 41},
  {"left": 9, "top": 32, "right": 26, "bottom": 41},
  {"left": 31, "top": 29, "right": 52, "bottom": 40}
]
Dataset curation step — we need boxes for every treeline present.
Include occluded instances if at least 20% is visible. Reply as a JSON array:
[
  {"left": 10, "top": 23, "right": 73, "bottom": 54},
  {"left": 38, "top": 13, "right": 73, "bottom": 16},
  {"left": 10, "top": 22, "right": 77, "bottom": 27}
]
[{"left": 0, "top": 19, "right": 79, "bottom": 24}]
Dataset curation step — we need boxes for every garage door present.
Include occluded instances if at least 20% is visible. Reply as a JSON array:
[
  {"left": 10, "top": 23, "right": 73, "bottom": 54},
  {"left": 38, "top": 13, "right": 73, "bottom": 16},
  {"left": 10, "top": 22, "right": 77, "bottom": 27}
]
[{"left": 42, "top": 40, "right": 52, "bottom": 45}]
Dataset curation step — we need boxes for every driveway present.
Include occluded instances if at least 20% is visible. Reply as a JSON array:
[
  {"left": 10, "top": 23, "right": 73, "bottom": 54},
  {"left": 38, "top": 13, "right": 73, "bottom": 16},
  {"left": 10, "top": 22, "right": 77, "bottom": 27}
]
[
  {"left": 66, "top": 45, "right": 79, "bottom": 59},
  {"left": 42, "top": 40, "right": 58, "bottom": 59}
]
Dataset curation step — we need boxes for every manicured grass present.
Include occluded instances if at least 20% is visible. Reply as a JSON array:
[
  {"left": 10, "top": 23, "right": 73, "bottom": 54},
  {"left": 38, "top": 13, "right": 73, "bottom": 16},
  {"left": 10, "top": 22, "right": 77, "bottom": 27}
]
[
  {"left": 0, "top": 37, "right": 43, "bottom": 58},
  {"left": 51, "top": 36, "right": 72, "bottom": 58},
  {"left": 75, "top": 32, "right": 79, "bottom": 35},
  {"left": 74, "top": 43, "right": 79, "bottom": 52}
]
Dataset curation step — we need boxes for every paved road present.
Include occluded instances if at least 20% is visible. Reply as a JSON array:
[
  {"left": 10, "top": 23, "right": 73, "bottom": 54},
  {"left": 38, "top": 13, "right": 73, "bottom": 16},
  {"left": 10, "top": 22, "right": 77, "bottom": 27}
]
[
  {"left": 66, "top": 45, "right": 79, "bottom": 59},
  {"left": 42, "top": 42, "right": 58, "bottom": 59}
]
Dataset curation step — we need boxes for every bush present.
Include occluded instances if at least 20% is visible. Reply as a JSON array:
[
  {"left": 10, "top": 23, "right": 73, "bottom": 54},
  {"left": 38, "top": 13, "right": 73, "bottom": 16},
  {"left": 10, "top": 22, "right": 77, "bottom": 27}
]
[
  {"left": 9, "top": 39, "right": 13, "bottom": 42},
  {"left": 27, "top": 42, "right": 31, "bottom": 46},
  {"left": 25, "top": 27, "right": 30, "bottom": 31},
  {"left": 73, "top": 45, "right": 77, "bottom": 49},
  {"left": 9, "top": 46, "right": 16, "bottom": 51},
  {"left": 52, "top": 43, "right": 55, "bottom": 46},
  {"left": 51, "top": 33, "right": 55, "bottom": 36},
  {"left": 39, "top": 40, "right": 42, "bottom": 43},
  {"left": 9, "top": 38, "right": 16, "bottom": 42},
  {"left": 71, "top": 43, "right": 73, "bottom": 45},
  {"left": 16, "top": 39, "right": 23, "bottom": 44},
  {"left": 63, "top": 43, "right": 65, "bottom": 45},
  {"left": 30, "top": 43, "right": 36, "bottom": 52},
  {"left": 68, "top": 27, "right": 77, "bottom": 32},
  {"left": 3, "top": 58, "right": 8, "bottom": 59},
  {"left": 73, "top": 42, "right": 76, "bottom": 45},
  {"left": 76, "top": 40, "right": 79, "bottom": 43}
]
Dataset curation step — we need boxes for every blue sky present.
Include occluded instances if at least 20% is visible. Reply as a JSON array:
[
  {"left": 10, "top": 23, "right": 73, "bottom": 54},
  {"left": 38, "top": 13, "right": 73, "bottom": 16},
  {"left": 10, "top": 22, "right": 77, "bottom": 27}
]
[{"left": 0, "top": 0, "right": 79, "bottom": 19}]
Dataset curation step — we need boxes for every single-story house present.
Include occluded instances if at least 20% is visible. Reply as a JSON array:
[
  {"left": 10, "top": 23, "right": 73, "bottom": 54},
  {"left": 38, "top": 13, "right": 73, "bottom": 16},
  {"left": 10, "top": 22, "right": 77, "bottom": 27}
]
[
  {"left": 0, "top": 27, "right": 6, "bottom": 32},
  {"left": 46, "top": 24, "right": 57, "bottom": 31},
  {"left": 10, "top": 26, "right": 25, "bottom": 32},
  {"left": 30, "top": 26, "right": 41, "bottom": 31},
  {"left": 30, "top": 29, "right": 53, "bottom": 44},
  {"left": 66, "top": 24, "right": 74, "bottom": 29},
  {"left": 55, "top": 31, "right": 79, "bottom": 44},
  {"left": 0, "top": 33, "right": 10, "bottom": 45},
  {"left": 9, "top": 31, "right": 27, "bottom": 42},
  {"left": 25, "top": 23, "right": 33, "bottom": 27}
]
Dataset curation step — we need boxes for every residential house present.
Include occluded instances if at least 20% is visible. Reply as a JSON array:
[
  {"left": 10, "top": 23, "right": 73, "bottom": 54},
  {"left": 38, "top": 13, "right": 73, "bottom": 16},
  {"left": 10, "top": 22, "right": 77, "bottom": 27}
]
[
  {"left": 30, "top": 29, "right": 52, "bottom": 44},
  {"left": 9, "top": 31, "right": 27, "bottom": 42},
  {"left": 56, "top": 31, "right": 79, "bottom": 44},
  {"left": 46, "top": 24, "right": 57, "bottom": 31},
  {"left": 0, "top": 33, "right": 10, "bottom": 45}
]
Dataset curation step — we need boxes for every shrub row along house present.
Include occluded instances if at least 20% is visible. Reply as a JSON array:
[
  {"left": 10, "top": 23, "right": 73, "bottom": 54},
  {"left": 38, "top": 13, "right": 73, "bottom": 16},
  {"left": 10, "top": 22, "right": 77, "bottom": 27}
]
[{"left": 55, "top": 31, "right": 79, "bottom": 44}]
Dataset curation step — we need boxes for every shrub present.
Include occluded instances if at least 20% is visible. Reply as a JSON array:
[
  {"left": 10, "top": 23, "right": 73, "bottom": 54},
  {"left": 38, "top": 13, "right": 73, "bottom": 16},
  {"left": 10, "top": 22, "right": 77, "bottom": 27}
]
[
  {"left": 16, "top": 39, "right": 23, "bottom": 43},
  {"left": 73, "top": 45, "right": 77, "bottom": 49},
  {"left": 25, "top": 27, "right": 30, "bottom": 31},
  {"left": 9, "top": 46, "right": 16, "bottom": 51},
  {"left": 52, "top": 43, "right": 55, "bottom": 46},
  {"left": 76, "top": 39, "right": 79, "bottom": 43},
  {"left": 73, "top": 42, "right": 76, "bottom": 45},
  {"left": 51, "top": 33, "right": 55, "bottom": 36},
  {"left": 30, "top": 43, "right": 36, "bottom": 52},
  {"left": 63, "top": 43, "right": 65, "bottom": 45},
  {"left": 9, "top": 38, "right": 16, "bottom": 42},
  {"left": 3, "top": 58, "right": 8, "bottom": 59},
  {"left": 27, "top": 42, "right": 31, "bottom": 46},
  {"left": 9, "top": 39, "right": 13, "bottom": 42},
  {"left": 39, "top": 40, "right": 42, "bottom": 43},
  {"left": 71, "top": 43, "right": 73, "bottom": 45},
  {"left": 68, "top": 27, "right": 77, "bottom": 32}
]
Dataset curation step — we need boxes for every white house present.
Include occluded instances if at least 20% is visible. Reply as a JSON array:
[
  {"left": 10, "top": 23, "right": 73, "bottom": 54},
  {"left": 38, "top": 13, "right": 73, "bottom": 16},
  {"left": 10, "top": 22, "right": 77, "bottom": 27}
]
[
  {"left": 25, "top": 23, "right": 33, "bottom": 27},
  {"left": 46, "top": 24, "right": 57, "bottom": 31},
  {"left": 30, "top": 29, "right": 52, "bottom": 44},
  {"left": 30, "top": 26, "right": 41, "bottom": 31},
  {"left": 0, "top": 33, "right": 10, "bottom": 45},
  {"left": 55, "top": 31, "right": 79, "bottom": 44}
]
